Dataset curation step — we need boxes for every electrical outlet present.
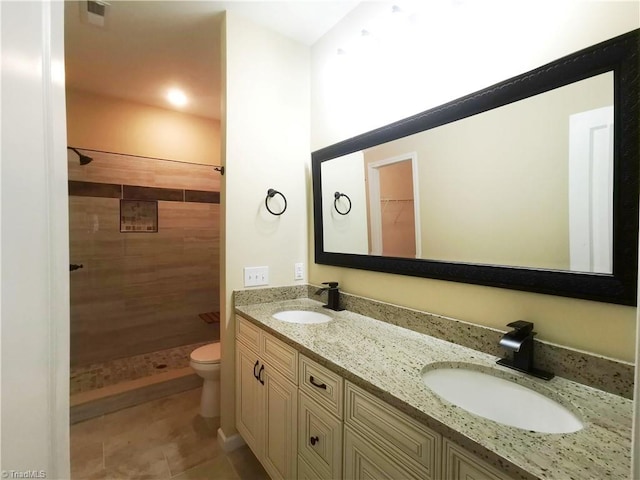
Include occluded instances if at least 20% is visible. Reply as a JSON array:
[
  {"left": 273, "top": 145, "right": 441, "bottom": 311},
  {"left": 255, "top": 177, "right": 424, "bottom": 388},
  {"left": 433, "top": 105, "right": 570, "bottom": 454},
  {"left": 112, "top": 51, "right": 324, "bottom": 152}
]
[
  {"left": 244, "top": 266, "right": 269, "bottom": 287},
  {"left": 294, "top": 262, "right": 304, "bottom": 280}
]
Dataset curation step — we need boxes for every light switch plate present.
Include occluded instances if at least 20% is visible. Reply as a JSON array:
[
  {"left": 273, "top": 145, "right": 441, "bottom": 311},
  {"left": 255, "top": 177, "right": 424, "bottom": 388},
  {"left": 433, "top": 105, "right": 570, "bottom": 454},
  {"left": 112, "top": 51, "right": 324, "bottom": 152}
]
[
  {"left": 294, "top": 262, "right": 304, "bottom": 280},
  {"left": 244, "top": 266, "right": 269, "bottom": 287}
]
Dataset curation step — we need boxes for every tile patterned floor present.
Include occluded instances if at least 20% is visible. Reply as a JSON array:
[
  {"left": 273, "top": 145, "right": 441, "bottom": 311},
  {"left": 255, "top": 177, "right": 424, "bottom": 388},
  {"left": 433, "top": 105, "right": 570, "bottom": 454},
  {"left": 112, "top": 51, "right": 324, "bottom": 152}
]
[
  {"left": 70, "top": 387, "right": 268, "bottom": 480},
  {"left": 70, "top": 343, "right": 212, "bottom": 395}
]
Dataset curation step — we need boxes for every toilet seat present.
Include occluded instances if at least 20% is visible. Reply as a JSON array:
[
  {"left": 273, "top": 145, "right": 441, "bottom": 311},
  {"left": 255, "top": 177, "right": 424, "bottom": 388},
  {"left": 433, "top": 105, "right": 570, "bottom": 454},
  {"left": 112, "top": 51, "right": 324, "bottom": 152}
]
[{"left": 190, "top": 343, "right": 221, "bottom": 364}]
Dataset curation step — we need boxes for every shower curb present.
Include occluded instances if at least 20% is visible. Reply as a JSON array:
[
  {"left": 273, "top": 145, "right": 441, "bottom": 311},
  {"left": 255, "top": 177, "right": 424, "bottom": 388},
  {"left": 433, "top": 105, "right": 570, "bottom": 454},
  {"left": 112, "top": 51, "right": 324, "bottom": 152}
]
[{"left": 70, "top": 366, "right": 201, "bottom": 423}]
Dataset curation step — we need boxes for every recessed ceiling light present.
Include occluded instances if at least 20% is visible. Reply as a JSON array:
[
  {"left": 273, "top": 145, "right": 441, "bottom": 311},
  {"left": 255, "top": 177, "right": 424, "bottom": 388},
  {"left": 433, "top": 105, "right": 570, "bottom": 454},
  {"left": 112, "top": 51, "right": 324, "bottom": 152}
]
[{"left": 167, "top": 88, "right": 188, "bottom": 107}]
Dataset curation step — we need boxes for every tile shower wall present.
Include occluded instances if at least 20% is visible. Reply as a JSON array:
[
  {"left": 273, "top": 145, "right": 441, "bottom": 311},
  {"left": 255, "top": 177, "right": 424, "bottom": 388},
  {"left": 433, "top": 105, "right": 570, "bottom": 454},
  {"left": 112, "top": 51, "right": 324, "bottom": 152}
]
[{"left": 69, "top": 150, "right": 220, "bottom": 366}]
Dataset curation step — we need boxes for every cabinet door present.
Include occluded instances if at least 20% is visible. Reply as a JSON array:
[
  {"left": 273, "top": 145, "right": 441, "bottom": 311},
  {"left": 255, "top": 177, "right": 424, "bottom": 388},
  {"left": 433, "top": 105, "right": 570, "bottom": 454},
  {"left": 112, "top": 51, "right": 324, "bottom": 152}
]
[
  {"left": 235, "top": 342, "right": 264, "bottom": 458},
  {"left": 344, "top": 426, "right": 422, "bottom": 480},
  {"left": 298, "top": 391, "right": 342, "bottom": 479},
  {"left": 262, "top": 367, "right": 298, "bottom": 480},
  {"left": 443, "top": 439, "right": 513, "bottom": 480},
  {"left": 297, "top": 455, "right": 326, "bottom": 480},
  {"left": 345, "top": 382, "right": 440, "bottom": 479}
]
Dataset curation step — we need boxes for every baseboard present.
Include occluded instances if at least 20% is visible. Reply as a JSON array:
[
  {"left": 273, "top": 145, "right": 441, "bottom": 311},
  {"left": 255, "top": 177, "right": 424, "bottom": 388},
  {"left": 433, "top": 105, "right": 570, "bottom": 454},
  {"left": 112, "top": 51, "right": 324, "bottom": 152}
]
[{"left": 217, "top": 427, "right": 246, "bottom": 452}]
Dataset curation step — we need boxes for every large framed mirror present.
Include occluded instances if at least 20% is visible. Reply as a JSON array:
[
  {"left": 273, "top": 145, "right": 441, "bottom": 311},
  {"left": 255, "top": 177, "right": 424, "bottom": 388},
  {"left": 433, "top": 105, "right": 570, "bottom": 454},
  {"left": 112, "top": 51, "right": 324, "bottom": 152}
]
[{"left": 312, "top": 29, "right": 639, "bottom": 305}]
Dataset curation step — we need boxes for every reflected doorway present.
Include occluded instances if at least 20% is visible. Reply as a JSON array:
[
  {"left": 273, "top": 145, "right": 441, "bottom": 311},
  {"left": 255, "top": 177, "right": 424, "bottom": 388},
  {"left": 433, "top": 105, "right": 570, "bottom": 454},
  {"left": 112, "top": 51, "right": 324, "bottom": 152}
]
[{"left": 367, "top": 153, "right": 421, "bottom": 258}]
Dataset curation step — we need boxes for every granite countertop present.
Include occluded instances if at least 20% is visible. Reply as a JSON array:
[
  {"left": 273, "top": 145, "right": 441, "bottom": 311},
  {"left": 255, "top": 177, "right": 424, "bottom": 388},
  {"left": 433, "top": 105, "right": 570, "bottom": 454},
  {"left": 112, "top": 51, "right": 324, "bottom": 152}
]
[{"left": 235, "top": 298, "right": 632, "bottom": 480}]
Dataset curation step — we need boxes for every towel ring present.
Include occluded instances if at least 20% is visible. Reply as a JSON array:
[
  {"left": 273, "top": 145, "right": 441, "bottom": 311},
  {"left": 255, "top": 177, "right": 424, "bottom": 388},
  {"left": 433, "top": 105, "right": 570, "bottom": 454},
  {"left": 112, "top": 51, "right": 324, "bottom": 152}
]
[
  {"left": 265, "top": 188, "right": 287, "bottom": 216},
  {"left": 334, "top": 192, "right": 352, "bottom": 215}
]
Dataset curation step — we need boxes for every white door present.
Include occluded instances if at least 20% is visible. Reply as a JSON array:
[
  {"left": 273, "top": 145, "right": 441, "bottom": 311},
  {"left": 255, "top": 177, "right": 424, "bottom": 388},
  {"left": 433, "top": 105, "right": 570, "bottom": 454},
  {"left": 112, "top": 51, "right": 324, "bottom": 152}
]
[
  {"left": 568, "top": 106, "right": 614, "bottom": 273},
  {"left": 1, "top": 2, "right": 70, "bottom": 475}
]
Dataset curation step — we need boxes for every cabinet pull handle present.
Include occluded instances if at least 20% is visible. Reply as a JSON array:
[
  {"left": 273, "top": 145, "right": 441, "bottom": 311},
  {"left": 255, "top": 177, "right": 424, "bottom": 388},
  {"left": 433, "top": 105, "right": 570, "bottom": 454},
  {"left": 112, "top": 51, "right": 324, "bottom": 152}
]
[
  {"left": 258, "top": 364, "right": 265, "bottom": 385},
  {"left": 310, "top": 436, "right": 319, "bottom": 446},
  {"left": 309, "top": 376, "right": 327, "bottom": 389},
  {"left": 253, "top": 360, "right": 260, "bottom": 380}
]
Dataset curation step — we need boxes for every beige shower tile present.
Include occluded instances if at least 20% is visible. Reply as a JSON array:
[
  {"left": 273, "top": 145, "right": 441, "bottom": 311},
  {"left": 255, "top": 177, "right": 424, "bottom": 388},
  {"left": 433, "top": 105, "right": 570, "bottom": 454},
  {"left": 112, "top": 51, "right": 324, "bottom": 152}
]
[{"left": 154, "top": 161, "right": 219, "bottom": 192}]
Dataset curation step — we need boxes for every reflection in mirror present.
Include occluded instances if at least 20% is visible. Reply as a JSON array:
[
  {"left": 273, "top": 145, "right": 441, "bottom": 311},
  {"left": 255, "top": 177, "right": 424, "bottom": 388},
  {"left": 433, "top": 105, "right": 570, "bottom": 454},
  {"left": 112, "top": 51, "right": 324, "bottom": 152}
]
[
  {"left": 321, "top": 151, "right": 368, "bottom": 255},
  {"left": 322, "top": 72, "right": 613, "bottom": 273},
  {"left": 312, "top": 29, "right": 638, "bottom": 305},
  {"left": 366, "top": 153, "right": 420, "bottom": 259}
]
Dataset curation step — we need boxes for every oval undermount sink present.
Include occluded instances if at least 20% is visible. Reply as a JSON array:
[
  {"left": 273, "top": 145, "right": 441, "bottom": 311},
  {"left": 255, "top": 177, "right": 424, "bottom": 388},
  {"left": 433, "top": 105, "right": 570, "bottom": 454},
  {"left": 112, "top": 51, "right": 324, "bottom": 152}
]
[
  {"left": 421, "top": 366, "right": 583, "bottom": 434},
  {"left": 272, "top": 310, "right": 332, "bottom": 324}
]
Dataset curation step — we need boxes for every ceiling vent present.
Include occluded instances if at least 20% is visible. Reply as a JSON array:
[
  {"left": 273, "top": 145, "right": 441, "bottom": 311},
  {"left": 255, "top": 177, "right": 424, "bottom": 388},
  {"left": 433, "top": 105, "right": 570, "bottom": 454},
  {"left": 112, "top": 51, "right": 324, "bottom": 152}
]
[{"left": 83, "top": 1, "right": 109, "bottom": 28}]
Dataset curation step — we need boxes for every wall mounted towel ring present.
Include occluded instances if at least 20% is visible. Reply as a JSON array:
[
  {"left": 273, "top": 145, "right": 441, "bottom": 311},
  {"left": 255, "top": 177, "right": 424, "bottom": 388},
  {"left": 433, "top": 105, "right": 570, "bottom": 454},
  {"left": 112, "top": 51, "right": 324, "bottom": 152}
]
[
  {"left": 334, "top": 192, "right": 352, "bottom": 215},
  {"left": 265, "top": 188, "right": 287, "bottom": 215}
]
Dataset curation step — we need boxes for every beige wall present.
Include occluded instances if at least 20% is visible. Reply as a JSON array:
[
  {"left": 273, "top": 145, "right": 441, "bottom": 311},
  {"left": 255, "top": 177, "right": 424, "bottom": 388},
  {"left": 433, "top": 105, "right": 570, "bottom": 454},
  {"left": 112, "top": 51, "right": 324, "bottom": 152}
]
[
  {"left": 310, "top": 1, "right": 639, "bottom": 361},
  {"left": 220, "top": 12, "right": 310, "bottom": 440},
  {"left": 362, "top": 72, "right": 612, "bottom": 270},
  {"left": 66, "top": 89, "right": 221, "bottom": 165}
]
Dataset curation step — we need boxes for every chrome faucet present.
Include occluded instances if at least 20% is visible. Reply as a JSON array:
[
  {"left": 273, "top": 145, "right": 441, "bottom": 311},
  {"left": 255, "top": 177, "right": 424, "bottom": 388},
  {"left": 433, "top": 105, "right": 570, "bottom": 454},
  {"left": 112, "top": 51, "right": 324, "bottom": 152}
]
[
  {"left": 496, "top": 321, "right": 554, "bottom": 380},
  {"left": 315, "top": 281, "right": 343, "bottom": 311}
]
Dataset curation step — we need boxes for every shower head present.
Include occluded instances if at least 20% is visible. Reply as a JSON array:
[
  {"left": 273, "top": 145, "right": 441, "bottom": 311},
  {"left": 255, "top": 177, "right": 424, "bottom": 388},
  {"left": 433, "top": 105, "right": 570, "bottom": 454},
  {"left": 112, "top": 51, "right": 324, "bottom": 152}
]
[{"left": 68, "top": 147, "right": 93, "bottom": 165}]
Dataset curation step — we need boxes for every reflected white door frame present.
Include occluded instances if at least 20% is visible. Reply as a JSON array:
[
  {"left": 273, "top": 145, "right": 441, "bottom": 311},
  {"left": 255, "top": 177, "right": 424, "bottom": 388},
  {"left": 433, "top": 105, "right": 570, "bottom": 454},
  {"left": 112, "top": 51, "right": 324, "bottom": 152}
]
[
  {"left": 367, "top": 152, "right": 421, "bottom": 258},
  {"left": 568, "top": 106, "right": 613, "bottom": 273}
]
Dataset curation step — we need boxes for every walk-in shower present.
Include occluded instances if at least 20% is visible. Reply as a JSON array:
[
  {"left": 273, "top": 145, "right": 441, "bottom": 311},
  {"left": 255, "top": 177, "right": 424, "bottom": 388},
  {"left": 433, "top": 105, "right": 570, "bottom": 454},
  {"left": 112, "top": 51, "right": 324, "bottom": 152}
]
[{"left": 67, "top": 148, "right": 222, "bottom": 422}]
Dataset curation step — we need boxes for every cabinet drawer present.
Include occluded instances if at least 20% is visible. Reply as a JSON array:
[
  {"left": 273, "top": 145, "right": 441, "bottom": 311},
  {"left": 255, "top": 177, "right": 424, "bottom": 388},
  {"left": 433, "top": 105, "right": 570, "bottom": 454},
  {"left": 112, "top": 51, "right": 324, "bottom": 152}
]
[
  {"left": 236, "top": 315, "right": 261, "bottom": 353},
  {"left": 443, "top": 439, "right": 513, "bottom": 480},
  {"left": 344, "top": 425, "right": 424, "bottom": 480},
  {"left": 261, "top": 331, "right": 298, "bottom": 384},
  {"left": 299, "top": 355, "right": 344, "bottom": 418},
  {"left": 345, "top": 381, "right": 441, "bottom": 479},
  {"left": 298, "top": 392, "right": 342, "bottom": 479}
]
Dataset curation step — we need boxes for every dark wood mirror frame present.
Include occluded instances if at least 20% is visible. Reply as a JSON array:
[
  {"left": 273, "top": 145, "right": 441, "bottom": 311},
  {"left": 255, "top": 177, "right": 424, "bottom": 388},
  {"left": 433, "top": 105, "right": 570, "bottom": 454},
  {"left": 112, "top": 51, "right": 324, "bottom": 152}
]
[{"left": 312, "top": 29, "right": 639, "bottom": 306}]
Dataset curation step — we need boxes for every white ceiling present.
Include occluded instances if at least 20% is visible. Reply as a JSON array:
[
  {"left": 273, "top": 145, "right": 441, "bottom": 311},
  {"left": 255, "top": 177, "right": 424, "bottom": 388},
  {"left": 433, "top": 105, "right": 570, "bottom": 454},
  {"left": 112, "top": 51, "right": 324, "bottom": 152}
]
[{"left": 64, "top": 1, "right": 359, "bottom": 120}]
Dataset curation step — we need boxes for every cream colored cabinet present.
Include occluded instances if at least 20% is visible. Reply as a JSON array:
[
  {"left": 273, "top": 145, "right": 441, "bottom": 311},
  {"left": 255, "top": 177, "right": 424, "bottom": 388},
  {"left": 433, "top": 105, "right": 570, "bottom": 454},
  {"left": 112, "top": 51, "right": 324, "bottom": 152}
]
[
  {"left": 263, "top": 366, "right": 298, "bottom": 480},
  {"left": 297, "top": 355, "right": 344, "bottom": 479},
  {"left": 235, "top": 342, "right": 264, "bottom": 456},
  {"left": 344, "top": 425, "right": 425, "bottom": 479},
  {"left": 235, "top": 315, "right": 298, "bottom": 480},
  {"left": 443, "top": 439, "right": 513, "bottom": 480},
  {"left": 237, "top": 317, "right": 516, "bottom": 480},
  {"left": 344, "top": 381, "right": 441, "bottom": 480}
]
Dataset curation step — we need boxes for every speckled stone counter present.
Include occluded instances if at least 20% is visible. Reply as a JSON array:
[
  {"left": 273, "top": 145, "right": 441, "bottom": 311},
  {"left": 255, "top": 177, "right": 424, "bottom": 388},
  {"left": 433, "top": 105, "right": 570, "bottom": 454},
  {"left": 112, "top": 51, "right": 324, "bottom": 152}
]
[{"left": 235, "top": 298, "right": 632, "bottom": 480}]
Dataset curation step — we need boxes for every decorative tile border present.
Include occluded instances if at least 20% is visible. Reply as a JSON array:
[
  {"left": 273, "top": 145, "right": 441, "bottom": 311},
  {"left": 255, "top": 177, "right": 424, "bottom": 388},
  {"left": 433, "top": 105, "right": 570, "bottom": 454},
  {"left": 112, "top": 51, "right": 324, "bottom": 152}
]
[
  {"left": 123, "top": 185, "right": 183, "bottom": 202},
  {"left": 68, "top": 180, "right": 220, "bottom": 204},
  {"left": 235, "top": 284, "right": 633, "bottom": 398},
  {"left": 69, "top": 180, "right": 121, "bottom": 198},
  {"left": 185, "top": 190, "right": 220, "bottom": 204}
]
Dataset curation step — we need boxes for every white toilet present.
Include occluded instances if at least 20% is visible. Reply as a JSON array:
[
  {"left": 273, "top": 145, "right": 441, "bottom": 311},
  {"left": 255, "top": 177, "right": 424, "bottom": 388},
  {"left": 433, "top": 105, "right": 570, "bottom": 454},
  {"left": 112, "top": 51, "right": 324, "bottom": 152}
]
[{"left": 189, "top": 342, "right": 221, "bottom": 418}]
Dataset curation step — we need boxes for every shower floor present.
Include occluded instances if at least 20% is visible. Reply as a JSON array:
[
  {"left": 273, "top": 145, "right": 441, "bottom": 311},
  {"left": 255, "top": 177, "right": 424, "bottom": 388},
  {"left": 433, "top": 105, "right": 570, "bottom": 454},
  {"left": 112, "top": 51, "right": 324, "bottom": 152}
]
[
  {"left": 70, "top": 341, "right": 214, "bottom": 423},
  {"left": 70, "top": 341, "right": 210, "bottom": 395}
]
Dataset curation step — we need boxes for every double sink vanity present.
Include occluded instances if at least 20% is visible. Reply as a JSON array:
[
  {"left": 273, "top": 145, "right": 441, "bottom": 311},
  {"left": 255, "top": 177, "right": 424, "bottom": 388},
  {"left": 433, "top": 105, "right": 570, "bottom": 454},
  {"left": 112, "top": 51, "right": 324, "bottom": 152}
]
[
  {"left": 234, "top": 287, "right": 632, "bottom": 480},
  {"left": 234, "top": 31, "right": 638, "bottom": 480}
]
